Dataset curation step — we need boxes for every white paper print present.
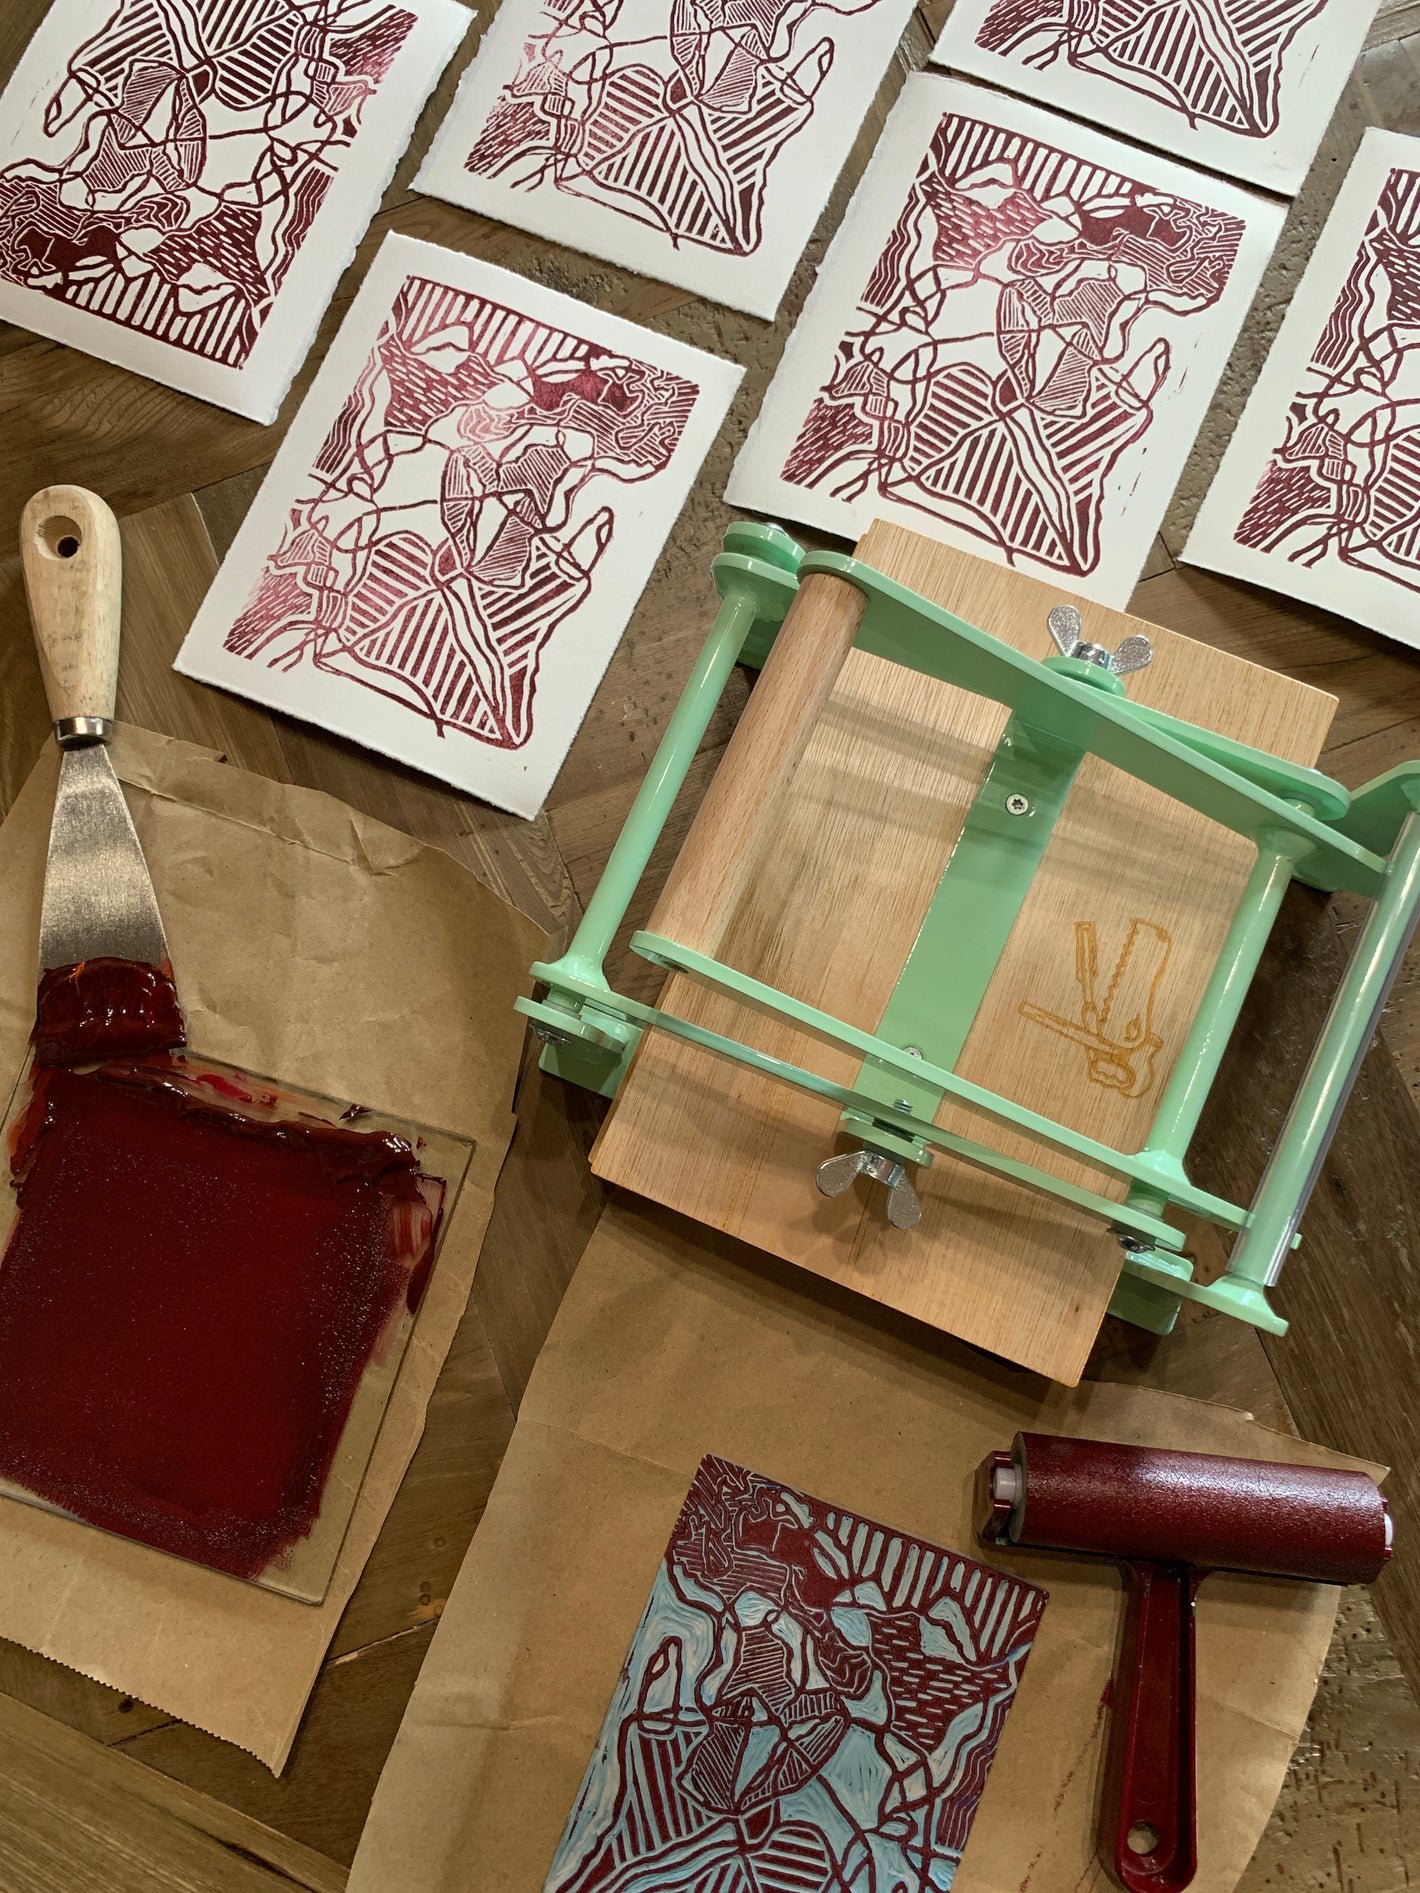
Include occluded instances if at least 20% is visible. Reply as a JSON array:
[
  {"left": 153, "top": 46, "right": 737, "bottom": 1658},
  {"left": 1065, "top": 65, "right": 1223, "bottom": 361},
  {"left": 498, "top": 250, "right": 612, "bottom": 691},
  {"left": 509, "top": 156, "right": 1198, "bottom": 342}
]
[
  {"left": 1184, "top": 129, "right": 1420, "bottom": 648},
  {"left": 929, "top": 0, "right": 1377, "bottom": 195},
  {"left": 175, "top": 234, "right": 741, "bottom": 816},
  {"left": 413, "top": 0, "right": 920, "bottom": 320},
  {"left": 0, "top": 0, "right": 471, "bottom": 422},
  {"left": 728, "top": 76, "right": 1283, "bottom": 609}
]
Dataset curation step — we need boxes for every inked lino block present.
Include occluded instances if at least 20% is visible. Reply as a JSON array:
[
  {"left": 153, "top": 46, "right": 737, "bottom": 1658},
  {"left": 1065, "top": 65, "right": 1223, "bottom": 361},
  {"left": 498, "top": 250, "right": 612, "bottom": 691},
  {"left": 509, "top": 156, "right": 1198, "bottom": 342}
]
[
  {"left": 591, "top": 521, "right": 1337, "bottom": 1385},
  {"left": 543, "top": 1455, "right": 1046, "bottom": 1891}
]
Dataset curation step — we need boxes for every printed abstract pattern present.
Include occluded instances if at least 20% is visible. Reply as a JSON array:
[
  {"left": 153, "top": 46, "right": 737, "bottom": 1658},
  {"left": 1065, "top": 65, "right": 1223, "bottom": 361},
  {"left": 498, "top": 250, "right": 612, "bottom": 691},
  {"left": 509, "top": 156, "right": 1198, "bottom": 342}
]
[
  {"left": 781, "top": 113, "right": 1245, "bottom": 578},
  {"left": 226, "top": 274, "right": 698, "bottom": 748},
  {"left": 1234, "top": 165, "right": 1420, "bottom": 597},
  {"left": 546, "top": 1455, "right": 1045, "bottom": 1892},
  {"left": 0, "top": 0, "right": 416, "bottom": 366},
  {"left": 463, "top": 0, "right": 882, "bottom": 256},
  {"left": 971, "top": 0, "right": 1327, "bottom": 139}
]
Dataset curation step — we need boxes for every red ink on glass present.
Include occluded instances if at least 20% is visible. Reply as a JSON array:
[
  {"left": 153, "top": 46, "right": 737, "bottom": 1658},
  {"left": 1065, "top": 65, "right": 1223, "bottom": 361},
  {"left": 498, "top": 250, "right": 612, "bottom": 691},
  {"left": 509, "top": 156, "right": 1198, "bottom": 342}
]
[
  {"left": 31, "top": 956, "right": 185, "bottom": 1066},
  {"left": 0, "top": 1059, "right": 444, "bottom": 1579}
]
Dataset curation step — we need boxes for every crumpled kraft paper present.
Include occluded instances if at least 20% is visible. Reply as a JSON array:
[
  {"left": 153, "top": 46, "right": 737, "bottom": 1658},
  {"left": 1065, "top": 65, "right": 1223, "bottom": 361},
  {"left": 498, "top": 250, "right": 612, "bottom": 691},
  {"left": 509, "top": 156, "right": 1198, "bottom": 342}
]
[
  {"left": 349, "top": 1197, "right": 1382, "bottom": 1893},
  {"left": 0, "top": 723, "right": 545, "bottom": 1771}
]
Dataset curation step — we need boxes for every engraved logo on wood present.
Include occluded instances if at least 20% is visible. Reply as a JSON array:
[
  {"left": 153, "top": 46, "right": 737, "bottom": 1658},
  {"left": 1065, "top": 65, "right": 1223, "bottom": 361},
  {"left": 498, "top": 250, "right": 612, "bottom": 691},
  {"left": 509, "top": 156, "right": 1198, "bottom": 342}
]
[{"left": 1019, "top": 916, "right": 1172, "bottom": 1098}]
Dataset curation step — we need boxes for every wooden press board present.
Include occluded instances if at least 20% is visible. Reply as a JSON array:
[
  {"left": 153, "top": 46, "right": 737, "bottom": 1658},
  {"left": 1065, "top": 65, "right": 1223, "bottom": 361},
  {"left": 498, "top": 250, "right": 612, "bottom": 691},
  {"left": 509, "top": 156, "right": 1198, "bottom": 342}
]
[{"left": 591, "top": 523, "right": 1337, "bottom": 1384}]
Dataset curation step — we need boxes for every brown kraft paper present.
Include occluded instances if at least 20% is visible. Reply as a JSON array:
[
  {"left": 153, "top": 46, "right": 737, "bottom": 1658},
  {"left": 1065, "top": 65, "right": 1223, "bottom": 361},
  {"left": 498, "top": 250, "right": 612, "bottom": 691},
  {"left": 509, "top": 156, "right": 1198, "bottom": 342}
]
[
  {"left": 348, "top": 1196, "right": 1383, "bottom": 1893},
  {"left": 0, "top": 723, "right": 545, "bottom": 1771}
]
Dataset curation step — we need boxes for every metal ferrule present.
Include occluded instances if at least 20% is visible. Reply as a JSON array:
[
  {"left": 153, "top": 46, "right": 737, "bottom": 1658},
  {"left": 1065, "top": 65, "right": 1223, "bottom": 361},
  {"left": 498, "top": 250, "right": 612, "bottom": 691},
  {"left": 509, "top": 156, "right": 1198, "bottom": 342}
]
[{"left": 54, "top": 716, "right": 112, "bottom": 747}]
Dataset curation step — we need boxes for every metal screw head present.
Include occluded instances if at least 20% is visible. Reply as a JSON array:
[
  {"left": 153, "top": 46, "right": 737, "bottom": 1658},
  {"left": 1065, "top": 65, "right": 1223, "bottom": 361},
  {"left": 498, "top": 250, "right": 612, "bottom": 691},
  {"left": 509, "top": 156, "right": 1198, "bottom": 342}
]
[
  {"left": 1004, "top": 793, "right": 1032, "bottom": 817},
  {"left": 892, "top": 1097, "right": 914, "bottom": 1114}
]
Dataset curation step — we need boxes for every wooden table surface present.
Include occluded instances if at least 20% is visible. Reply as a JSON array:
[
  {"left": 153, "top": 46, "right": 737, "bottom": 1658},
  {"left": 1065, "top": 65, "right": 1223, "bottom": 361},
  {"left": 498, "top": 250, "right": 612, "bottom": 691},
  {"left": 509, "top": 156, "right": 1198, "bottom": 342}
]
[{"left": 0, "top": 3, "right": 1418, "bottom": 1889}]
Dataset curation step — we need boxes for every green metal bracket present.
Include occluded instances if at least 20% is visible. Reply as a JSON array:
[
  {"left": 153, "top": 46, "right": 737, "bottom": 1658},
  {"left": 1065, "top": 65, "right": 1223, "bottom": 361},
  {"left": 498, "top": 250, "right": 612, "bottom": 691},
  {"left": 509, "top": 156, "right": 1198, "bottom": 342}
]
[{"left": 518, "top": 523, "right": 1420, "bottom": 1353}]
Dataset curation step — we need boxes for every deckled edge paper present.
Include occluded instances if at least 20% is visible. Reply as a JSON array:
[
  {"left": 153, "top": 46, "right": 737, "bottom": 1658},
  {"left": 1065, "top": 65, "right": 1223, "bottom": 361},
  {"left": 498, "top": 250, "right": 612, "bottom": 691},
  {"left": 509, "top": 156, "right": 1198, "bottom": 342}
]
[
  {"left": 928, "top": 0, "right": 1378, "bottom": 196},
  {"left": 542, "top": 1453, "right": 1047, "bottom": 1891},
  {"left": 0, "top": 725, "right": 545, "bottom": 1771},
  {"left": 726, "top": 74, "right": 1283, "bottom": 610},
  {"left": 345, "top": 1198, "right": 1381, "bottom": 1893},
  {"left": 1183, "top": 127, "right": 1420, "bottom": 647},
  {"left": 0, "top": 0, "right": 471, "bottom": 423},
  {"left": 413, "top": 0, "right": 917, "bottom": 320},
  {"left": 172, "top": 231, "right": 742, "bottom": 818}
]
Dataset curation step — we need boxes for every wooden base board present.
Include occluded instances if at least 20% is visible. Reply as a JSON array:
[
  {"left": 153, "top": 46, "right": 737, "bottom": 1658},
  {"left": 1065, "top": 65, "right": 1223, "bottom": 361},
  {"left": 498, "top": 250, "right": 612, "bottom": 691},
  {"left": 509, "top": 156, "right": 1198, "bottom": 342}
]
[{"left": 592, "top": 523, "right": 1337, "bottom": 1384}]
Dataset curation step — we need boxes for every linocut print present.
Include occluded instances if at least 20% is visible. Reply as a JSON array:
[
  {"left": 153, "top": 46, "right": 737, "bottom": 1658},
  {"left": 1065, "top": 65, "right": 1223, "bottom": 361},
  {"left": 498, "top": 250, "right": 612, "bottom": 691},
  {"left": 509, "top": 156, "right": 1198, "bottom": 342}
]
[
  {"left": 175, "top": 234, "right": 741, "bottom": 814},
  {"left": 414, "top": 0, "right": 919, "bottom": 318},
  {"left": 728, "top": 76, "right": 1282, "bottom": 608},
  {"left": 544, "top": 1455, "right": 1046, "bottom": 1892},
  {"left": 1185, "top": 129, "right": 1420, "bottom": 648},
  {"left": 0, "top": 0, "right": 470, "bottom": 420},
  {"left": 929, "top": 0, "right": 1375, "bottom": 194}
]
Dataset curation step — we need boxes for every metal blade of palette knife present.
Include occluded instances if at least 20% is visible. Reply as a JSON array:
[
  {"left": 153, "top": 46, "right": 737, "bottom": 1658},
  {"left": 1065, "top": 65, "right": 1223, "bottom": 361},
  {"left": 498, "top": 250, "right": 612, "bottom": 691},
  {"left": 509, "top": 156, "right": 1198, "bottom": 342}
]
[{"left": 39, "top": 741, "right": 169, "bottom": 974}]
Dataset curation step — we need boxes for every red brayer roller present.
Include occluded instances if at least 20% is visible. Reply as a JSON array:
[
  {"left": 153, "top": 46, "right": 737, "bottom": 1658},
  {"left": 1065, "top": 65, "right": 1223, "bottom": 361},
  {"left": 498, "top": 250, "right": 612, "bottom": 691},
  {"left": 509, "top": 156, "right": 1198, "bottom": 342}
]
[{"left": 978, "top": 1433, "right": 1392, "bottom": 1893}]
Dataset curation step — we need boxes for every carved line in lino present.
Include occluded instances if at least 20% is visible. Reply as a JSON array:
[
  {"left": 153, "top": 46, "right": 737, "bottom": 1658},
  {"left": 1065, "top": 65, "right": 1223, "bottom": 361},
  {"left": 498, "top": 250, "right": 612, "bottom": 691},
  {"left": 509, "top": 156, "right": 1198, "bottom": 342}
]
[{"left": 545, "top": 1455, "right": 1045, "bottom": 1893}]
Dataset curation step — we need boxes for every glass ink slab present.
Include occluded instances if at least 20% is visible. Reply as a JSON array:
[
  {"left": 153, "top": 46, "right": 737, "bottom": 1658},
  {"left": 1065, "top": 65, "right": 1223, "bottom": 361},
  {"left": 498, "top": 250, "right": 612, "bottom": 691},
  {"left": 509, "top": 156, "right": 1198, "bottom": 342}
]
[{"left": 0, "top": 1050, "right": 473, "bottom": 1605}]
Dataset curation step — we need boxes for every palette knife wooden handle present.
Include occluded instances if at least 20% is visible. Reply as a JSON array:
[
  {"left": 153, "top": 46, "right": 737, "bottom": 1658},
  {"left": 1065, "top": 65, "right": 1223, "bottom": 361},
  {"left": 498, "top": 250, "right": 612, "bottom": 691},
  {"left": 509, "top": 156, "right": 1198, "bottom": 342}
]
[{"left": 20, "top": 485, "right": 122, "bottom": 740}]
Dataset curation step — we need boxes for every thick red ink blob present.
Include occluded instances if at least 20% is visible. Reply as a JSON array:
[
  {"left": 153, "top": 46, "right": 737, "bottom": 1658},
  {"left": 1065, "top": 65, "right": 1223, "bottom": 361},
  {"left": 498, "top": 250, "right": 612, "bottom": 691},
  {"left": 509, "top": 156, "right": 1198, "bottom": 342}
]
[
  {"left": 32, "top": 957, "right": 185, "bottom": 1067},
  {"left": 0, "top": 1060, "right": 444, "bottom": 1580}
]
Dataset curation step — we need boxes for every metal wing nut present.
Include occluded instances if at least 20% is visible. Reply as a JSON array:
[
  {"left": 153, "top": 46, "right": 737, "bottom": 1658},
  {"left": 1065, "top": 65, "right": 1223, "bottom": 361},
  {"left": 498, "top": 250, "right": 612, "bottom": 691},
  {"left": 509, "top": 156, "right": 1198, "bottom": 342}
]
[
  {"left": 815, "top": 1148, "right": 922, "bottom": 1229},
  {"left": 1047, "top": 605, "right": 1152, "bottom": 676}
]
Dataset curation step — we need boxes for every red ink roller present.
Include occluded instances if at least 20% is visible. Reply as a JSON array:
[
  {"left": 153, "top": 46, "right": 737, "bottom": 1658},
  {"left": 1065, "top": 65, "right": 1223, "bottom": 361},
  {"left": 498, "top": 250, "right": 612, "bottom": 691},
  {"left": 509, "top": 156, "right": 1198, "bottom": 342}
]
[{"left": 979, "top": 1433, "right": 1391, "bottom": 1893}]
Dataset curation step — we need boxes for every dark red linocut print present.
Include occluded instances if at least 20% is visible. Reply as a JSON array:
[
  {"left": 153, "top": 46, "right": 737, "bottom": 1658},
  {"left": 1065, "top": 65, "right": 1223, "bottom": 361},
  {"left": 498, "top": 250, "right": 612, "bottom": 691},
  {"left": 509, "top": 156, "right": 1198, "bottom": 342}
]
[
  {"left": 781, "top": 111, "right": 1245, "bottom": 577},
  {"left": 0, "top": 0, "right": 417, "bottom": 367},
  {"left": 0, "top": 1060, "right": 443, "bottom": 1579},
  {"left": 32, "top": 957, "right": 185, "bottom": 1067},
  {"left": 222, "top": 275, "right": 696, "bottom": 751},
  {"left": 974, "top": 0, "right": 1327, "bottom": 140},
  {"left": 1234, "top": 165, "right": 1420, "bottom": 596}
]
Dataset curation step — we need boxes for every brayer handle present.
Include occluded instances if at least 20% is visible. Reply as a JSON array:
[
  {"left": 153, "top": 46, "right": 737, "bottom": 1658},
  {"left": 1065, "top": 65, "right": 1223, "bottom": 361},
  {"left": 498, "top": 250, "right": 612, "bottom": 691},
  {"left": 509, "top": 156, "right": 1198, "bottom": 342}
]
[
  {"left": 20, "top": 485, "right": 122, "bottom": 738},
  {"left": 1099, "top": 1560, "right": 1201, "bottom": 1893}
]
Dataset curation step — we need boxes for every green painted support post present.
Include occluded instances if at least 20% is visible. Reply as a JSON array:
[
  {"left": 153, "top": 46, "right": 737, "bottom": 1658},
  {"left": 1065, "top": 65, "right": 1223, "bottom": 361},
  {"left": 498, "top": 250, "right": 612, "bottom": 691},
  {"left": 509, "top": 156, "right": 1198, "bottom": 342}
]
[
  {"left": 1215, "top": 804, "right": 1420, "bottom": 1318},
  {"left": 529, "top": 525, "right": 802, "bottom": 1093},
  {"left": 1107, "top": 838, "right": 1305, "bottom": 1333}
]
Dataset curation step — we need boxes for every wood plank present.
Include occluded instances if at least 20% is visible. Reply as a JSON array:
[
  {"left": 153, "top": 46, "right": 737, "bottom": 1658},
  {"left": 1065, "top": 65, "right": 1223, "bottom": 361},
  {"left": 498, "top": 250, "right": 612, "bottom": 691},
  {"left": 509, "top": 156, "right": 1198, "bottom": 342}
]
[
  {"left": 0, "top": 1688, "right": 343, "bottom": 1892},
  {"left": 593, "top": 522, "right": 1336, "bottom": 1383},
  {"left": 118, "top": 1628, "right": 433, "bottom": 1872},
  {"left": 471, "top": 1040, "right": 607, "bottom": 1411}
]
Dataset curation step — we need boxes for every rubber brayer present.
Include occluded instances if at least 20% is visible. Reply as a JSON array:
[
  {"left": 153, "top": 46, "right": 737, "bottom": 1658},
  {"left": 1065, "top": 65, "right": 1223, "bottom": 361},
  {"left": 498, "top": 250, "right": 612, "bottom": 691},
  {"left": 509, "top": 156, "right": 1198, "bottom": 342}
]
[{"left": 979, "top": 1432, "right": 1392, "bottom": 1893}]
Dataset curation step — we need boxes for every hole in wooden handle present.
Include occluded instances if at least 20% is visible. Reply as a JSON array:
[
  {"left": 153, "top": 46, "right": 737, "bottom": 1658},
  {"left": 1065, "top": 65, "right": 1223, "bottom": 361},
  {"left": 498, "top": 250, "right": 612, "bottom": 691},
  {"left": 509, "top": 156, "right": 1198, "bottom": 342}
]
[{"left": 38, "top": 515, "right": 82, "bottom": 560}]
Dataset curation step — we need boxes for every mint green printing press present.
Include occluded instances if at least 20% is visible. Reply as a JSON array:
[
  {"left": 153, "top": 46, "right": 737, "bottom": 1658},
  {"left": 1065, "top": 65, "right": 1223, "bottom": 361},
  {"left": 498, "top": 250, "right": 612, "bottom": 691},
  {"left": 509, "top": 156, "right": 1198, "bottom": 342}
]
[{"left": 518, "top": 523, "right": 1420, "bottom": 1342}]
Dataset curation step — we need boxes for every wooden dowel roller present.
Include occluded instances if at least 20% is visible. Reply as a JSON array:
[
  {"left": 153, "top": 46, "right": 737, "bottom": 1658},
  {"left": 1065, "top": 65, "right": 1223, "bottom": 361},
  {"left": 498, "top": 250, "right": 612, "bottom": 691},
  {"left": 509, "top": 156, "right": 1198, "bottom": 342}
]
[
  {"left": 649, "top": 570, "right": 868, "bottom": 958},
  {"left": 979, "top": 1433, "right": 1391, "bottom": 1893}
]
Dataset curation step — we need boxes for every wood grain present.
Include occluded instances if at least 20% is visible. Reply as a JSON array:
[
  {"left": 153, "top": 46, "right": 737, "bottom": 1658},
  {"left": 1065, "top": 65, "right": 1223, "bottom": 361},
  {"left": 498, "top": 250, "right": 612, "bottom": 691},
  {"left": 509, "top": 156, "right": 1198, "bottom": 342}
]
[
  {"left": 0, "top": 1687, "right": 344, "bottom": 1892},
  {"left": 18, "top": 485, "right": 122, "bottom": 724},
  {"left": 593, "top": 522, "right": 1336, "bottom": 1383}
]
